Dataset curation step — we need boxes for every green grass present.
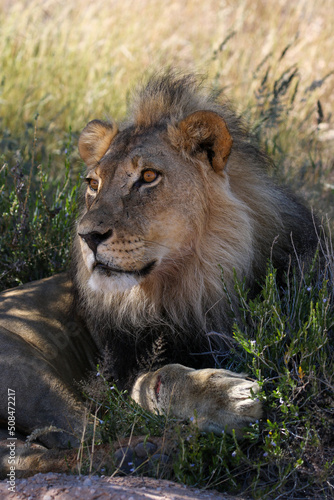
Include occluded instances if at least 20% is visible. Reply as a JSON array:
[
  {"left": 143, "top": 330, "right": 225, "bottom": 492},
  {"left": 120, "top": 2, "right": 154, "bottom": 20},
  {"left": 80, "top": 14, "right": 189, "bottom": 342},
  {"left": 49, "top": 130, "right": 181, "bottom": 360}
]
[
  {"left": 0, "top": 1, "right": 333, "bottom": 498},
  {"left": 0, "top": 125, "right": 80, "bottom": 288}
]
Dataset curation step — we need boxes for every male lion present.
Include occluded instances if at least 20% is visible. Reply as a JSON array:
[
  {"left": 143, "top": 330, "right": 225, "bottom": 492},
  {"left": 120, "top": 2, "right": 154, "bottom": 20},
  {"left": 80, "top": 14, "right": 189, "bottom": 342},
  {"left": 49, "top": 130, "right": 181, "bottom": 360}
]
[{"left": 0, "top": 73, "right": 319, "bottom": 450}]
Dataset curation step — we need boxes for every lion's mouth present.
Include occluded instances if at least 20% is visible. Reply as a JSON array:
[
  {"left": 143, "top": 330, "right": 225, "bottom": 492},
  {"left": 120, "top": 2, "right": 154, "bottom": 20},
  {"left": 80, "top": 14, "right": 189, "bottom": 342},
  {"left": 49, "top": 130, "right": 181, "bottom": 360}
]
[{"left": 93, "top": 260, "right": 156, "bottom": 278}]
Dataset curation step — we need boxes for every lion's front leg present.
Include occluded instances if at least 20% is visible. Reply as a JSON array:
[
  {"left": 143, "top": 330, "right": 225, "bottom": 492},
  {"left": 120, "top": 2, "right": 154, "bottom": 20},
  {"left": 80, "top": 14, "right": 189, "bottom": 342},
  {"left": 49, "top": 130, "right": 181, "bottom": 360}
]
[{"left": 131, "top": 364, "right": 262, "bottom": 435}]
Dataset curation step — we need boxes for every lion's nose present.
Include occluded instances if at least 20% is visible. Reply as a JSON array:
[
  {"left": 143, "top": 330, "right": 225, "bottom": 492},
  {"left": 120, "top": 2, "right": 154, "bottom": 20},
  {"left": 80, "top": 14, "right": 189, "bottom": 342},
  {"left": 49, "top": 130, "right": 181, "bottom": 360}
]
[{"left": 78, "top": 229, "right": 113, "bottom": 254}]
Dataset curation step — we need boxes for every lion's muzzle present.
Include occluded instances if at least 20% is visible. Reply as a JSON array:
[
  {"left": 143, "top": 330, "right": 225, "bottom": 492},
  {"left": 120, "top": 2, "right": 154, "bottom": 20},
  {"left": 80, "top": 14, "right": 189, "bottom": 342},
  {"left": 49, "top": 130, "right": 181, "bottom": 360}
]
[
  {"left": 78, "top": 229, "right": 113, "bottom": 255},
  {"left": 94, "top": 260, "right": 156, "bottom": 277}
]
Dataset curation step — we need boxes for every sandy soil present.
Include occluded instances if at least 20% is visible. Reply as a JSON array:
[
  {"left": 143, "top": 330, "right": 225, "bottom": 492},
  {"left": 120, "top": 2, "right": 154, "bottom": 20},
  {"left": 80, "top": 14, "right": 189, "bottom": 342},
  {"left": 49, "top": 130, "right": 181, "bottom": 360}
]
[
  {"left": 0, "top": 472, "right": 241, "bottom": 499},
  {"left": 0, "top": 431, "right": 244, "bottom": 500}
]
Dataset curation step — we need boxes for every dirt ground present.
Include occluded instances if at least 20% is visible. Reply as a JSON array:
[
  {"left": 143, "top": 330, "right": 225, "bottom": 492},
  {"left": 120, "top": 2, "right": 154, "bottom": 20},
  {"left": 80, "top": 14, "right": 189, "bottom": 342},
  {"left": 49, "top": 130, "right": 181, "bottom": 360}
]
[
  {"left": 0, "top": 472, "right": 242, "bottom": 500},
  {"left": 0, "top": 431, "right": 244, "bottom": 500}
]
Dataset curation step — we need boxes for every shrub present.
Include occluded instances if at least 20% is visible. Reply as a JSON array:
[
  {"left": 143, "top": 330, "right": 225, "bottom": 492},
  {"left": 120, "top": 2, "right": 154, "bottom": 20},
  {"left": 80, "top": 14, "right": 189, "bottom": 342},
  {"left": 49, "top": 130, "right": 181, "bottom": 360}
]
[{"left": 0, "top": 125, "right": 80, "bottom": 290}]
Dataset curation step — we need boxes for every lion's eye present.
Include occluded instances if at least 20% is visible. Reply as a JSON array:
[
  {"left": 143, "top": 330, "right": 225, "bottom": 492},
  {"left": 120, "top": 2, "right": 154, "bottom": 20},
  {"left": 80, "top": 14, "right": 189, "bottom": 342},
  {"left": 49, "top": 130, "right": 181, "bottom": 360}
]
[
  {"left": 142, "top": 170, "right": 158, "bottom": 183},
  {"left": 86, "top": 178, "right": 99, "bottom": 192}
]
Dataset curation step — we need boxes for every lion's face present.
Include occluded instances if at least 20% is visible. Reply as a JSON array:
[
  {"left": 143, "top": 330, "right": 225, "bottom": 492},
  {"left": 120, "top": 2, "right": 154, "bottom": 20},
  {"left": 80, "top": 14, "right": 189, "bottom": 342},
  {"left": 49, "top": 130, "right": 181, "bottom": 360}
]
[
  {"left": 75, "top": 78, "right": 289, "bottom": 334},
  {"left": 77, "top": 114, "right": 232, "bottom": 294}
]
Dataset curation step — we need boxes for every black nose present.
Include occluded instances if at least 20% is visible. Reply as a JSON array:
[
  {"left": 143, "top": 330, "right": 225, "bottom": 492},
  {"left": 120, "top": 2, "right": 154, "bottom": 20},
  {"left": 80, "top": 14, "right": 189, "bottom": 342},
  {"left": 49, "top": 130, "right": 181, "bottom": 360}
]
[{"left": 78, "top": 229, "right": 113, "bottom": 254}]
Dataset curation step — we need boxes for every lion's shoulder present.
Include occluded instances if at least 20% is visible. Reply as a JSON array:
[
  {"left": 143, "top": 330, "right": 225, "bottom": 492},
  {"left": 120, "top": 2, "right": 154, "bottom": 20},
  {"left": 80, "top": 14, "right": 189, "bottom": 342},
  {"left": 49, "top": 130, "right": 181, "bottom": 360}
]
[
  {"left": 0, "top": 273, "right": 72, "bottom": 319},
  {"left": 0, "top": 273, "right": 97, "bottom": 383}
]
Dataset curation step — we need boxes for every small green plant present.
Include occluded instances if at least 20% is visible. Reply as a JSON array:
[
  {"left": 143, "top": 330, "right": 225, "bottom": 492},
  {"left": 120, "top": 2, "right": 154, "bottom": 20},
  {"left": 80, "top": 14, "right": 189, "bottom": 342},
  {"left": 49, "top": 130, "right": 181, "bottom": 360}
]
[
  {"left": 82, "top": 366, "right": 168, "bottom": 444},
  {"left": 170, "top": 257, "right": 334, "bottom": 498},
  {"left": 173, "top": 425, "right": 257, "bottom": 493},
  {"left": 0, "top": 125, "right": 81, "bottom": 291}
]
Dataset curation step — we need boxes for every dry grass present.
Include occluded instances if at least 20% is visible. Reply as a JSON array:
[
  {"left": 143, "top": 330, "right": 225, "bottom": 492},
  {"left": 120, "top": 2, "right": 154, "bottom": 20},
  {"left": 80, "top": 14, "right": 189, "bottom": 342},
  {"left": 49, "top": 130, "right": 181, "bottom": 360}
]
[
  {"left": 1, "top": 0, "right": 333, "bottom": 214},
  {"left": 0, "top": 0, "right": 333, "bottom": 125}
]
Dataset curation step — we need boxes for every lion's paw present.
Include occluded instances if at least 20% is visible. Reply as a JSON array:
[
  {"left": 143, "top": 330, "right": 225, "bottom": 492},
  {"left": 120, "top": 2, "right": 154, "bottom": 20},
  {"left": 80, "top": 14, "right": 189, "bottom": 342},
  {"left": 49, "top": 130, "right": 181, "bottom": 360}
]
[{"left": 131, "top": 364, "right": 262, "bottom": 436}]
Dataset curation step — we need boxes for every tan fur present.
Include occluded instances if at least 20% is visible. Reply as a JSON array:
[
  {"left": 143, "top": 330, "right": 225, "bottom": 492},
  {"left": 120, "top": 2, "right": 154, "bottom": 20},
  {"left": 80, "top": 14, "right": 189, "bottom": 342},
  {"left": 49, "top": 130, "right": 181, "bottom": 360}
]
[
  {"left": 0, "top": 274, "right": 97, "bottom": 449},
  {"left": 172, "top": 110, "right": 233, "bottom": 172},
  {"left": 131, "top": 364, "right": 261, "bottom": 436},
  {"left": 78, "top": 119, "right": 118, "bottom": 167}
]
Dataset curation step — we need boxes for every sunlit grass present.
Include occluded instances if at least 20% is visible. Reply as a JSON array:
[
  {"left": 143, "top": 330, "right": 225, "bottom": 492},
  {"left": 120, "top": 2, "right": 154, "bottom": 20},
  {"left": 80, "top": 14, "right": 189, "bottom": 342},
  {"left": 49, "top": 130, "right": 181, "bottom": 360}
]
[
  {"left": 1, "top": 1, "right": 333, "bottom": 132},
  {"left": 0, "top": 0, "right": 333, "bottom": 207}
]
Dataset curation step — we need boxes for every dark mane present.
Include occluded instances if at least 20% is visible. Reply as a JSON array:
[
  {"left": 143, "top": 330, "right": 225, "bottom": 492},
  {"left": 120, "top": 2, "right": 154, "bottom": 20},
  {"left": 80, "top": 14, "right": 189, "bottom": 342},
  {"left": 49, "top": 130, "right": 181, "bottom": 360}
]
[{"left": 129, "top": 72, "right": 239, "bottom": 131}]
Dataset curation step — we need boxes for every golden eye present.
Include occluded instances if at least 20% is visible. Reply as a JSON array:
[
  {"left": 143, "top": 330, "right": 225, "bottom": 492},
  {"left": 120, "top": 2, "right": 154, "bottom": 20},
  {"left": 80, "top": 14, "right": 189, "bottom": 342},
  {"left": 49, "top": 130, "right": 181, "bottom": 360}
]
[
  {"left": 87, "top": 178, "right": 99, "bottom": 192},
  {"left": 142, "top": 170, "right": 158, "bottom": 183}
]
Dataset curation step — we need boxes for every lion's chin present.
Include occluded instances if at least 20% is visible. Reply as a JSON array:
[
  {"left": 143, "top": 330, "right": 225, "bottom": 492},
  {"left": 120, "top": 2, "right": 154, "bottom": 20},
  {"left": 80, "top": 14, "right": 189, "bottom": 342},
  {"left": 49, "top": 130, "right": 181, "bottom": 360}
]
[{"left": 88, "top": 272, "right": 140, "bottom": 294}]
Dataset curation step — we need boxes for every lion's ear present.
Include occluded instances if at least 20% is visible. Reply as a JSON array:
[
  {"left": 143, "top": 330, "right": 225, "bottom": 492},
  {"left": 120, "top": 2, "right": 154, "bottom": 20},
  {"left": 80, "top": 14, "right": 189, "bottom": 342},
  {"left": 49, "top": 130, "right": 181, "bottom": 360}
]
[
  {"left": 78, "top": 120, "right": 118, "bottom": 167},
  {"left": 169, "top": 110, "right": 233, "bottom": 173}
]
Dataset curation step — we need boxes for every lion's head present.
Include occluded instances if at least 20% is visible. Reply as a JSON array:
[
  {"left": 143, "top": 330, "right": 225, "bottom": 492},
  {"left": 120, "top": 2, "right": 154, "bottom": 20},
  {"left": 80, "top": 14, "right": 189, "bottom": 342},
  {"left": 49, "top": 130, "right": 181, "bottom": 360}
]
[{"left": 73, "top": 73, "right": 316, "bottom": 343}]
